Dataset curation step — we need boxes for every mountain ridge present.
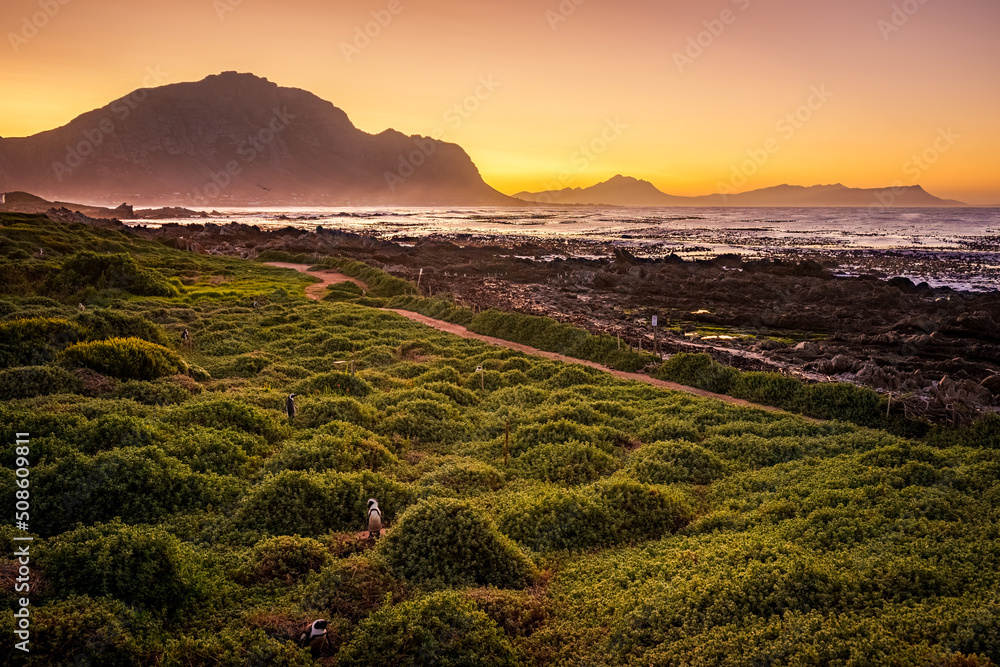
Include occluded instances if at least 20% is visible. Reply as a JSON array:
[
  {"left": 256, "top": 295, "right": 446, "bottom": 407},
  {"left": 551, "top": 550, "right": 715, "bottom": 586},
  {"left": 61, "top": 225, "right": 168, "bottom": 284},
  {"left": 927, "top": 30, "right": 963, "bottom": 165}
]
[
  {"left": 516, "top": 175, "right": 966, "bottom": 207},
  {"left": 0, "top": 72, "right": 516, "bottom": 207}
]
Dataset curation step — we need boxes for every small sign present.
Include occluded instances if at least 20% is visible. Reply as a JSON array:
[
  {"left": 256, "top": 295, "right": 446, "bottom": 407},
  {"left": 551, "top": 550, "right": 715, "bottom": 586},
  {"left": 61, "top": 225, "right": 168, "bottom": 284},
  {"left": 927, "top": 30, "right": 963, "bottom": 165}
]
[{"left": 652, "top": 315, "right": 658, "bottom": 327}]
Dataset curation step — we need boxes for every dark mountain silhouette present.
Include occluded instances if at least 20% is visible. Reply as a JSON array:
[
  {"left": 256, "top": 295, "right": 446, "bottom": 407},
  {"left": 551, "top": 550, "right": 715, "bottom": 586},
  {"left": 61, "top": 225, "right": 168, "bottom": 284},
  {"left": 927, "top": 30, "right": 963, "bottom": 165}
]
[
  {"left": 0, "top": 72, "right": 515, "bottom": 206},
  {"left": 516, "top": 175, "right": 965, "bottom": 207}
]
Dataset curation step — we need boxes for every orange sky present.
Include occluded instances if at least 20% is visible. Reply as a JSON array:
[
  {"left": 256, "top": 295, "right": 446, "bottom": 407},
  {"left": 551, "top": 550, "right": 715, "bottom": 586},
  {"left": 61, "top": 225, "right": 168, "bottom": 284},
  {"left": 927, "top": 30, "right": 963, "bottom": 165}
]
[{"left": 1, "top": 0, "right": 998, "bottom": 203}]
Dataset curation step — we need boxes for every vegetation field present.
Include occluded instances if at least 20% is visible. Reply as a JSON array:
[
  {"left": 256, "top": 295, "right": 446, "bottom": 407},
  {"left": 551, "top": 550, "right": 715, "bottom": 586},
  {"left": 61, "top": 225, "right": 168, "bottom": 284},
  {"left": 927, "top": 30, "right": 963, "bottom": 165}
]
[{"left": 2, "top": 214, "right": 998, "bottom": 666}]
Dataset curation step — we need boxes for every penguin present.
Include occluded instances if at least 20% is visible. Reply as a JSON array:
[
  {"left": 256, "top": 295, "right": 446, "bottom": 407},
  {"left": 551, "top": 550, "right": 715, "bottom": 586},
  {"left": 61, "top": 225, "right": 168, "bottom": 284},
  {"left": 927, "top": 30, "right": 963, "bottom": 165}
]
[
  {"left": 366, "top": 498, "right": 382, "bottom": 540},
  {"left": 181, "top": 328, "right": 190, "bottom": 348},
  {"left": 77, "top": 302, "right": 86, "bottom": 312},
  {"left": 286, "top": 393, "right": 296, "bottom": 419},
  {"left": 298, "top": 618, "right": 328, "bottom": 658}
]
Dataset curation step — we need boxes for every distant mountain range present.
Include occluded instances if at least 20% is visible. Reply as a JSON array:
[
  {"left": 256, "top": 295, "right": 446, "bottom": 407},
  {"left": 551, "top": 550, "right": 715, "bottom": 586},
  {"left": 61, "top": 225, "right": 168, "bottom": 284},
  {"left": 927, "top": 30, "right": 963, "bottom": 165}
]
[
  {"left": 0, "top": 73, "right": 969, "bottom": 208},
  {"left": 0, "top": 72, "right": 515, "bottom": 207},
  {"left": 516, "top": 175, "right": 966, "bottom": 207}
]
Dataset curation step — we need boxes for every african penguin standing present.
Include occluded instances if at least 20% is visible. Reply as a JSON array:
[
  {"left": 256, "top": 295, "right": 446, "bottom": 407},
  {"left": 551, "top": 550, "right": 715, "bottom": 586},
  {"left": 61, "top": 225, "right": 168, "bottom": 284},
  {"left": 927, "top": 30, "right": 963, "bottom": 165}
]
[
  {"left": 367, "top": 498, "right": 382, "bottom": 540},
  {"left": 298, "top": 618, "right": 328, "bottom": 657},
  {"left": 286, "top": 393, "right": 296, "bottom": 419}
]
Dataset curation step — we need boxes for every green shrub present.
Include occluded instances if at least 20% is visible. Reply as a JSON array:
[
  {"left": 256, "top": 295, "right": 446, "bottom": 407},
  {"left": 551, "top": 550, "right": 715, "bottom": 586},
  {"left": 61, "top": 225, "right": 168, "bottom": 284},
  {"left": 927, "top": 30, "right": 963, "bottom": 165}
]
[
  {"left": 469, "top": 309, "right": 588, "bottom": 354},
  {"left": 74, "top": 413, "right": 163, "bottom": 454},
  {"left": 513, "top": 440, "right": 619, "bottom": 485},
  {"left": 0, "top": 364, "right": 83, "bottom": 399},
  {"left": 296, "top": 396, "right": 376, "bottom": 429},
  {"left": 656, "top": 353, "right": 740, "bottom": 394},
  {"left": 731, "top": 371, "right": 804, "bottom": 407},
  {"left": 265, "top": 432, "right": 396, "bottom": 474},
  {"left": 59, "top": 337, "right": 185, "bottom": 380},
  {"left": 336, "top": 591, "right": 522, "bottom": 666},
  {"left": 419, "top": 459, "right": 506, "bottom": 495},
  {"left": 234, "top": 470, "right": 413, "bottom": 536},
  {"left": 627, "top": 440, "right": 728, "bottom": 485},
  {"left": 292, "top": 371, "right": 372, "bottom": 398},
  {"left": 160, "top": 628, "right": 314, "bottom": 667},
  {"left": 169, "top": 399, "right": 286, "bottom": 443},
  {"left": 41, "top": 520, "right": 204, "bottom": 609},
  {"left": 75, "top": 309, "right": 171, "bottom": 346},
  {"left": 512, "top": 418, "right": 617, "bottom": 456},
  {"left": 377, "top": 397, "right": 468, "bottom": 445},
  {"left": 10, "top": 595, "right": 152, "bottom": 667},
  {"left": 498, "top": 487, "right": 615, "bottom": 552},
  {"left": 238, "top": 535, "right": 329, "bottom": 584},
  {"left": 297, "top": 556, "right": 406, "bottom": 621},
  {"left": 0, "top": 317, "right": 85, "bottom": 367},
  {"left": 112, "top": 376, "right": 198, "bottom": 405},
  {"left": 54, "top": 251, "right": 177, "bottom": 297},
  {"left": 591, "top": 478, "right": 695, "bottom": 537},
  {"left": 163, "top": 427, "right": 266, "bottom": 475},
  {"left": 381, "top": 498, "right": 536, "bottom": 588},
  {"left": 33, "top": 447, "right": 243, "bottom": 535}
]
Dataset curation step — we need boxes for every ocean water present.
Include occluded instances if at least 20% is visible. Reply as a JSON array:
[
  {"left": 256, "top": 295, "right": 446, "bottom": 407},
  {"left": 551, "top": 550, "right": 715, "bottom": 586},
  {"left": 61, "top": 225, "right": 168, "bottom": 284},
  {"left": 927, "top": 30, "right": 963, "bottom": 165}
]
[{"left": 133, "top": 206, "right": 1000, "bottom": 291}]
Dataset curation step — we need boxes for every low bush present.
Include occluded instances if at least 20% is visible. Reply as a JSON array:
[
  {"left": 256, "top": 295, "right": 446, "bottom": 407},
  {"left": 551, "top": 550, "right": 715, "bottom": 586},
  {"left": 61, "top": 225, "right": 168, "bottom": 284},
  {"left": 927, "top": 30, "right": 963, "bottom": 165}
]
[
  {"left": 0, "top": 317, "right": 85, "bottom": 367},
  {"left": 59, "top": 337, "right": 185, "bottom": 380},
  {"left": 418, "top": 459, "right": 506, "bottom": 495},
  {"left": 8, "top": 595, "right": 153, "bottom": 667},
  {"left": 513, "top": 440, "right": 619, "bottom": 485},
  {"left": 264, "top": 432, "right": 396, "bottom": 474},
  {"left": 40, "top": 520, "right": 204, "bottom": 609},
  {"left": 0, "top": 364, "right": 82, "bottom": 399},
  {"left": 160, "top": 628, "right": 314, "bottom": 667},
  {"left": 75, "top": 309, "right": 171, "bottom": 346},
  {"left": 234, "top": 470, "right": 413, "bottom": 536},
  {"left": 336, "top": 591, "right": 522, "bottom": 666},
  {"left": 381, "top": 498, "right": 536, "bottom": 588},
  {"left": 627, "top": 440, "right": 728, "bottom": 485},
  {"left": 33, "top": 447, "right": 243, "bottom": 535},
  {"left": 292, "top": 371, "right": 372, "bottom": 398},
  {"left": 169, "top": 399, "right": 286, "bottom": 443},
  {"left": 53, "top": 251, "right": 177, "bottom": 297},
  {"left": 238, "top": 535, "right": 329, "bottom": 584},
  {"left": 296, "top": 396, "right": 376, "bottom": 429},
  {"left": 656, "top": 353, "right": 740, "bottom": 394}
]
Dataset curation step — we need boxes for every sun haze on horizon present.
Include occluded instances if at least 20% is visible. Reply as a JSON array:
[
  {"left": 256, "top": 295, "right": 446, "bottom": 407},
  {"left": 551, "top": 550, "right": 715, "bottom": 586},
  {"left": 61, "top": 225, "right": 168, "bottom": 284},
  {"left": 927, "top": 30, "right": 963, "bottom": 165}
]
[{"left": 0, "top": 0, "right": 998, "bottom": 204}]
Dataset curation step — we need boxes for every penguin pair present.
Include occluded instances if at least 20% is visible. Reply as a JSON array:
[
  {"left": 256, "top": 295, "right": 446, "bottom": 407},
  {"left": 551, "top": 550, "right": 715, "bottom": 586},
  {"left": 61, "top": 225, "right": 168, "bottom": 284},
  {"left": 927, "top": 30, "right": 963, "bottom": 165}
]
[
  {"left": 298, "top": 618, "right": 328, "bottom": 658},
  {"left": 367, "top": 498, "right": 382, "bottom": 540}
]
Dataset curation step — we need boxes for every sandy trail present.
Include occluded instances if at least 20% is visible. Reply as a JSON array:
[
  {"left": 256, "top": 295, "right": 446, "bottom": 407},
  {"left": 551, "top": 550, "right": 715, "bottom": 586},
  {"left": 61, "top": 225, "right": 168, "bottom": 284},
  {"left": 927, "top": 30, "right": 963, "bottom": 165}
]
[
  {"left": 265, "top": 262, "right": 369, "bottom": 300},
  {"left": 268, "top": 262, "right": 797, "bottom": 416}
]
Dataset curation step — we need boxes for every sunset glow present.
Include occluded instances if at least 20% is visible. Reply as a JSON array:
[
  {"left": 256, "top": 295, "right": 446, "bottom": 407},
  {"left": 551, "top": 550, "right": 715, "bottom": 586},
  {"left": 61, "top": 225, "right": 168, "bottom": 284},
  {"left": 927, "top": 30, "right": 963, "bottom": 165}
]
[{"left": 2, "top": 0, "right": 998, "bottom": 203}]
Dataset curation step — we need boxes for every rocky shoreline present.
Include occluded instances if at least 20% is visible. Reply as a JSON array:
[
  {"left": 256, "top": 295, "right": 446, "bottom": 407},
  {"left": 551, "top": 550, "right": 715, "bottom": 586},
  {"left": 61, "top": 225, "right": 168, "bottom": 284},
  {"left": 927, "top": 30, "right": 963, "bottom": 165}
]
[{"left": 125, "top": 219, "right": 1000, "bottom": 420}]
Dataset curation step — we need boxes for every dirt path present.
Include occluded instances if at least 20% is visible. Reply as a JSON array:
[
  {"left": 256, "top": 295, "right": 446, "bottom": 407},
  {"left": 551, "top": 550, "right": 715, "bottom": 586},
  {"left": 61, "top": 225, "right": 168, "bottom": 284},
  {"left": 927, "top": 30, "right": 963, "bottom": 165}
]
[
  {"left": 265, "top": 262, "right": 369, "bottom": 300},
  {"left": 268, "top": 262, "right": 799, "bottom": 416}
]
